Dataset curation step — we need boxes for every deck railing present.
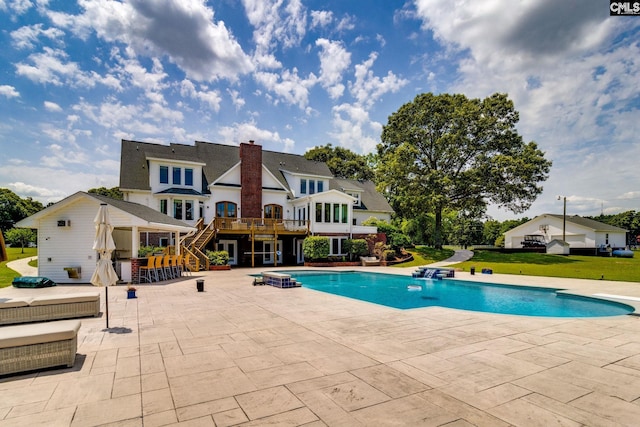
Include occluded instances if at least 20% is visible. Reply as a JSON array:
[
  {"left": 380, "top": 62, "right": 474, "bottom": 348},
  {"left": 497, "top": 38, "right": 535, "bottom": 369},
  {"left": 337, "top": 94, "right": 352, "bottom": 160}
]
[{"left": 214, "top": 218, "right": 309, "bottom": 233}]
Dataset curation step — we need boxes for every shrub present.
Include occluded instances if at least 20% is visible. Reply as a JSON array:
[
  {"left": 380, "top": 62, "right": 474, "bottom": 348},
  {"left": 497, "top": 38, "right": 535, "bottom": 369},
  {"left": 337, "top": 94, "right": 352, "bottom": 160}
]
[
  {"left": 343, "top": 238, "right": 369, "bottom": 260},
  {"left": 138, "top": 245, "right": 162, "bottom": 257},
  {"left": 303, "top": 236, "right": 330, "bottom": 261},
  {"left": 206, "top": 250, "right": 229, "bottom": 265},
  {"left": 382, "top": 249, "right": 396, "bottom": 261},
  {"left": 494, "top": 235, "right": 505, "bottom": 248}
]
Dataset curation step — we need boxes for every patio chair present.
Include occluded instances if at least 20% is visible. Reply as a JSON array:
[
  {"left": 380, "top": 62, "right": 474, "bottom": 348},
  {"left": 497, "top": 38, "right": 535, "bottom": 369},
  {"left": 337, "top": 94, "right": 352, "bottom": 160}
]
[
  {"left": 171, "top": 255, "right": 181, "bottom": 278},
  {"left": 154, "top": 255, "right": 166, "bottom": 281},
  {"left": 162, "top": 255, "right": 173, "bottom": 280},
  {"left": 138, "top": 256, "right": 156, "bottom": 283}
]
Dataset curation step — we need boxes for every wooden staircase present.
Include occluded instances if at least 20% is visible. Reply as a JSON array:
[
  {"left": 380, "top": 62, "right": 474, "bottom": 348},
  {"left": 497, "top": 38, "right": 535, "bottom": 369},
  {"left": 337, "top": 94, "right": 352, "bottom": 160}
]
[{"left": 179, "top": 218, "right": 214, "bottom": 270}]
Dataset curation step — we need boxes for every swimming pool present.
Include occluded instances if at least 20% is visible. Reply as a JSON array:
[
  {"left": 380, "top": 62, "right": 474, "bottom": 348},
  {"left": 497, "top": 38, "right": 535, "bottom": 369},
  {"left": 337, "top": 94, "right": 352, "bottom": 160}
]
[{"left": 272, "top": 270, "right": 633, "bottom": 317}]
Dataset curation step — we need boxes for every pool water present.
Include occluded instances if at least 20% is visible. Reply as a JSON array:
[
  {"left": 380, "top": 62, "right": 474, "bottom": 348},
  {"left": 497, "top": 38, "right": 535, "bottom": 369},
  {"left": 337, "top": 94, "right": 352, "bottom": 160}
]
[{"left": 274, "top": 270, "right": 633, "bottom": 317}]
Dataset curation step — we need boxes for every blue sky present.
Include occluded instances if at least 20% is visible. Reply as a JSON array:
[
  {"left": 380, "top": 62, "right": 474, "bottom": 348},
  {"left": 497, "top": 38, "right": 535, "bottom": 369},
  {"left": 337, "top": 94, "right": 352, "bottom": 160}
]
[{"left": 1, "top": 0, "right": 638, "bottom": 221}]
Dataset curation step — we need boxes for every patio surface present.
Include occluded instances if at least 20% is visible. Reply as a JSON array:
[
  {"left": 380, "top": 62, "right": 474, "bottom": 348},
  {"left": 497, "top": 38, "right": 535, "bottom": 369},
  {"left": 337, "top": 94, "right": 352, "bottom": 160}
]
[{"left": 1, "top": 265, "right": 640, "bottom": 426}]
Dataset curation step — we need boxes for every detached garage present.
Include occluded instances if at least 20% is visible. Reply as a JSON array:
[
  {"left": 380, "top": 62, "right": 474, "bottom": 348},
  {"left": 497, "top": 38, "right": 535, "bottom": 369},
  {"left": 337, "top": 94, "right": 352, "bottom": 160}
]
[{"left": 504, "top": 214, "right": 627, "bottom": 253}]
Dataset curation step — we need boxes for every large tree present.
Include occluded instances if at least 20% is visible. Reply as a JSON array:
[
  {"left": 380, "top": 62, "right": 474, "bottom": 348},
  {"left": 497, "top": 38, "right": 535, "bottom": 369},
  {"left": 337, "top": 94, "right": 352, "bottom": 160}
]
[
  {"left": 304, "top": 144, "right": 374, "bottom": 181},
  {"left": 378, "top": 92, "right": 552, "bottom": 248}
]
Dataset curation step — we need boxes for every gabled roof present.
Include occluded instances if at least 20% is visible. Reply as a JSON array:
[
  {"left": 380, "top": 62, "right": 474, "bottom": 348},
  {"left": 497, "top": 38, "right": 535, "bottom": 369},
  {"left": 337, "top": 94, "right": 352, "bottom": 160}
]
[
  {"left": 329, "top": 178, "right": 394, "bottom": 213},
  {"left": 546, "top": 214, "right": 628, "bottom": 232},
  {"left": 17, "top": 192, "right": 194, "bottom": 231},
  {"left": 120, "top": 139, "right": 334, "bottom": 194},
  {"left": 505, "top": 213, "right": 627, "bottom": 235}
]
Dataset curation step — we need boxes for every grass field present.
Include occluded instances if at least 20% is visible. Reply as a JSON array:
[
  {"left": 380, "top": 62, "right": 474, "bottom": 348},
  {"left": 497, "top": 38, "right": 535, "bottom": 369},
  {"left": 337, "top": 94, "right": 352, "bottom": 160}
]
[
  {"left": 1, "top": 247, "right": 37, "bottom": 288},
  {"left": 396, "top": 246, "right": 455, "bottom": 268},
  {"left": 451, "top": 250, "right": 640, "bottom": 282}
]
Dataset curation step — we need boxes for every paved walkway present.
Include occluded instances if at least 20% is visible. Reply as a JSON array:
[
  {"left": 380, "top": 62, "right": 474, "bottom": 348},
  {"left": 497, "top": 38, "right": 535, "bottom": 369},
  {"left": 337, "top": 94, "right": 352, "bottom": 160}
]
[
  {"left": 5, "top": 256, "right": 37, "bottom": 277},
  {"left": 1, "top": 266, "right": 640, "bottom": 426},
  {"left": 426, "top": 249, "right": 474, "bottom": 267}
]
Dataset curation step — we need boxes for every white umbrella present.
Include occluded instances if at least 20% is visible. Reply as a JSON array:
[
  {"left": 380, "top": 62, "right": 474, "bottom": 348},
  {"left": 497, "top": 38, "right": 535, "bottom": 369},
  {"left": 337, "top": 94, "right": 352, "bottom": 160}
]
[{"left": 90, "top": 203, "right": 119, "bottom": 328}]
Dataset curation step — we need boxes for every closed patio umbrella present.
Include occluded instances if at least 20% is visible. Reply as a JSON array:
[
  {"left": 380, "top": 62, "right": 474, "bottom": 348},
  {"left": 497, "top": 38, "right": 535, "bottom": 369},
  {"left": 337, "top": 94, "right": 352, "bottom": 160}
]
[{"left": 90, "top": 203, "right": 119, "bottom": 328}]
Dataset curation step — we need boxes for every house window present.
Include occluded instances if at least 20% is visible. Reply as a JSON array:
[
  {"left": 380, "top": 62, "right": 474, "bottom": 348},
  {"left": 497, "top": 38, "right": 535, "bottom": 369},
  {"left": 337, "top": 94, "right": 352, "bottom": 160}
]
[
  {"left": 216, "top": 201, "right": 237, "bottom": 218},
  {"left": 174, "top": 200, "right": 183, "bottom": 220},
  {"left": 324, "top": 203, "right": 331, "bottom": 223},
  {"left": 330, "top": 237, "right": 348, "bottom": 255},
  {"left": 309, "top": 180, "right": 315, "bottom": 194},
  {"left": 315, "top": 203, "right": 322, "bottom": 222},
  {"left": 160, "top": 199, "right": 168, "bottom": 214},
  {"left": 185, "top": 201, "right": 194, "bottom": 220},
  {"left": 317, "top": 181, "right": 324, "bottom": 192},
  {"left": 606, "top": 233, "right": 609, "bottom": 245},
  {"left": 333, "top": 204, "right": 340, "bottom": 223},
  {"left": 185, "top": 168, "right": 193, "bottom": 186},
  {"left": 349, "top": 192, "right": 360, "bottom": 206},
  {"left": 300, "top": 179, "right": 307, "bottom": 194},
  {"left": 264, "top": 204, "right": 282, "bottom": 219},
  {"left": 173, "top": 167, "right": 181, "bottom": 185},
  {"left": 160, "top": 166, "right": 169, "bottom": 184},
  {"left": 341, "top": 204, "right": 348, "bottom": 223}
]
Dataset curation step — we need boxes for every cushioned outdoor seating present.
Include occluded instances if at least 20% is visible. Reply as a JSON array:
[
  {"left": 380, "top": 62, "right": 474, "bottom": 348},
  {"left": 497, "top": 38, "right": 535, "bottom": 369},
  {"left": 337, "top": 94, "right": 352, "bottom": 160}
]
[
  {"left": 12, "top": 277, "right": 56, "bottom": 288},
  {"left": 0, "top": 293, "right": 100, "bottom": 325},
  {"left": 0, "top": 319, "right": 81, "bottom": 376},
  {"left": 360, "top": 256, "right": 381, "bottom": 266}
]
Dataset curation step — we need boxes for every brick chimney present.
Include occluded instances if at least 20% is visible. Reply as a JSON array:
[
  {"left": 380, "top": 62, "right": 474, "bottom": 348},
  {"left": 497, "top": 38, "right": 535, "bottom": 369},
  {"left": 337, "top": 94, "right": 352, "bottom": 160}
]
[{"left": 240, "top": 140, "right": 262, "bottom": 218}]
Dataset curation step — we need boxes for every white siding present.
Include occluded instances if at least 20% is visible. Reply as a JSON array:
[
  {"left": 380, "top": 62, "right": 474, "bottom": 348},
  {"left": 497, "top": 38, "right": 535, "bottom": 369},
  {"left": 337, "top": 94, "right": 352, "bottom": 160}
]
[{"left": 36, "top": 198, "right": 118, "bottom": 284}]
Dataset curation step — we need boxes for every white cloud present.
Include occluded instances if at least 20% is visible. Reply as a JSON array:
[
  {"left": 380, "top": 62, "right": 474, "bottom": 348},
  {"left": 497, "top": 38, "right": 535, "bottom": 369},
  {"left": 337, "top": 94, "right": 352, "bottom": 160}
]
[
  {"left": 310, "top": 10, "right": 333, "bottom": 28},
  {"left": 316, "top": 38, "right": 350, "bottom": 99},
  {"left": 330, "top": 103, "right": 381, "bottom": 153},
  {"left": 180, "top": 79, "right": 222, "bottom": 112},
  {"left": 349, "top": 52, "right": 408, "bottom": 108},
  {"left": 15, "top": 47, "right": 115, "bottom": 88},
  {"left": 227, "top": 88, "right": 246, "bottom": 111},
  {"left": 0, "top": 85, "right": 20, "bottom": 98},
  {"left": 336, "top": 15, "right": 355, "bottom": 32},
  {"left": 43, "top": 101, "right": 62, "bottom": 112},
  {"left": 254, "top": 68, "right": 317, "bottom": 109},
  {"left": 11, "top": 24, "right": 65, "bottom": 49},
  {"left": 48, "top": 0, "right": 253, "bottom": 82},
  {"left": 217, "top": 120, "right": 295, "bottom": 152},
  {"left": 243, "top": 0, "right": 307, "bottom": 52}
]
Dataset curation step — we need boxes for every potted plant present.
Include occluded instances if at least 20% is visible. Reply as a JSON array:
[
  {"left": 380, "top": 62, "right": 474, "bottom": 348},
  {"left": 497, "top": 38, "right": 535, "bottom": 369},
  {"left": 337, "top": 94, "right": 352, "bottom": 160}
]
[
  {"left": 127, "top": 286, "right": 137, "bottom": 299},
  {"left": 206, "top": 250, "right": 230, "bottom": 270}
]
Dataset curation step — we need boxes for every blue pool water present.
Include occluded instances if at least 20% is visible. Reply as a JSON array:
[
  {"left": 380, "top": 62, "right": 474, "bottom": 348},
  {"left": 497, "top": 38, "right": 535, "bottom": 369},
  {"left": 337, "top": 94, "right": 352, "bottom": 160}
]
[{"left": 272, "top": 270, "right": 633, "bottom": 317}]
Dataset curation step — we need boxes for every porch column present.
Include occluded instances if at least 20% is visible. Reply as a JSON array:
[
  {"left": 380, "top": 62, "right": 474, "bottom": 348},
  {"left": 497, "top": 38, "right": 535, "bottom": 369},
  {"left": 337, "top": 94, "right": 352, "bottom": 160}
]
[
  {"left": 174, "top": 230, "right": 180, "bottom": 254},
  {"left": 132, "top": 226, "right": 140, "bottom": 257}
]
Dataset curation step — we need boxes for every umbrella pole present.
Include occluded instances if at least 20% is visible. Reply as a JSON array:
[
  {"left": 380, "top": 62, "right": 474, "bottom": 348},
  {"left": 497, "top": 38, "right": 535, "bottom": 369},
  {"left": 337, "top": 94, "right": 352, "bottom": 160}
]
[{"left": 106, "top": 287, "right": 109, "bottom": 329}]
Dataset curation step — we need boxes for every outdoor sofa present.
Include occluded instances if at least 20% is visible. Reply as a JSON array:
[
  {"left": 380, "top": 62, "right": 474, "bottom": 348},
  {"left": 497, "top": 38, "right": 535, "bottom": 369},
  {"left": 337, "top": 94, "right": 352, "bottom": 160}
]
[
  {"left": 360, "top": 256, "right": 381, "bottom": 266},
  {"left": 0, "top": 319, "right": 81, "bottom": 376},
  {"left": 0, "top": 293, "right": 100, "bottom": 326}
]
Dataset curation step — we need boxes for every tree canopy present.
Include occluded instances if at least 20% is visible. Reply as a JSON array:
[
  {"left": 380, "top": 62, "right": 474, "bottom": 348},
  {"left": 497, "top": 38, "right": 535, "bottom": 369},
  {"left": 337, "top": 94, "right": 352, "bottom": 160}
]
[
  {"left": 88, "top": 186, "right": 123, "bottom": 200},
  {"left": 378, "top": 92, "right": 552, "bottom": 248},
  {"left": 0, "top": 188, "right": 44, "bottom": 232},
  {"left": 304, "top": 144, "right": 374, "bottom": 181}
]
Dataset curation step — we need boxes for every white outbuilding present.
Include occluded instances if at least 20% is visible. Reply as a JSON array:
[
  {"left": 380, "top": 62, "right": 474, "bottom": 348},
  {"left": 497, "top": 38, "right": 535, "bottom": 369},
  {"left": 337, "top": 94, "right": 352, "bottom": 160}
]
[
  {"left": 504, "top": 214, "right": 627, "bottom": 252},
  {"left": 16, "top": 192, "right": 194, "bottom": 284}
]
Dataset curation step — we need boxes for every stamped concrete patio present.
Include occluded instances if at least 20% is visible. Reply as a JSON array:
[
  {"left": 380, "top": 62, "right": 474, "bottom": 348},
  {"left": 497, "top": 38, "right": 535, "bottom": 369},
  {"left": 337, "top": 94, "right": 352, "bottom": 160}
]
[{"left": 1, "top": 266, "right": 640, "bottom": 426}]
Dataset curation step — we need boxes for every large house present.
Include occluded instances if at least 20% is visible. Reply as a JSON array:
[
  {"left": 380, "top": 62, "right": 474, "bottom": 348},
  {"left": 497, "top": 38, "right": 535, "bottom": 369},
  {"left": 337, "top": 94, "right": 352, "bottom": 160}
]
[
  {"left": 119, "top": 139, "right": 393, "bottom": 267},
  {"left": 504, "top": 214, "right": 627, "bottom": 253}
]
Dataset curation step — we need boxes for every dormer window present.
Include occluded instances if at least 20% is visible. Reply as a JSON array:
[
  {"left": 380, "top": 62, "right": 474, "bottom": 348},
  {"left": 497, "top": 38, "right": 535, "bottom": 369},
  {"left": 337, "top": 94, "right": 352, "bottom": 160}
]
[
  {"left": 347, "top": 192, "right": 361, "bottom": 206},
  {"left": 185, "top": 168, "right": 193, "bottom": 186},
  {"left": 300, "top": 179, "right": 307, "bottom": 194},
  {"left": 317, "top": 181, "right": 324, "bottom": 192}
]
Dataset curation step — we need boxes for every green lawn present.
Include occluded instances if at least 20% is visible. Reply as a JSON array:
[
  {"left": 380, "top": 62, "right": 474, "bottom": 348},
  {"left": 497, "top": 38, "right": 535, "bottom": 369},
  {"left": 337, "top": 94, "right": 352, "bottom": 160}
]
[
  {"left": 451, "top": 250, "right": 640, "bottom": 282},
  {"left": 394, "top": 246, "right": 455, "bottom": 268},
  {"left": 1, "top": 247, "right": 37, "bottom": 288}
]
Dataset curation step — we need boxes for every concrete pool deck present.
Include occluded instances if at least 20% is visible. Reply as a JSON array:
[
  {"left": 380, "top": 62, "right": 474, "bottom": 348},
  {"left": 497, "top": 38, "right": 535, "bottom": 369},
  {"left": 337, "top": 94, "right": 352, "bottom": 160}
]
[{"left": 1, "top": 266, "right": 640, "bottom": 426}]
